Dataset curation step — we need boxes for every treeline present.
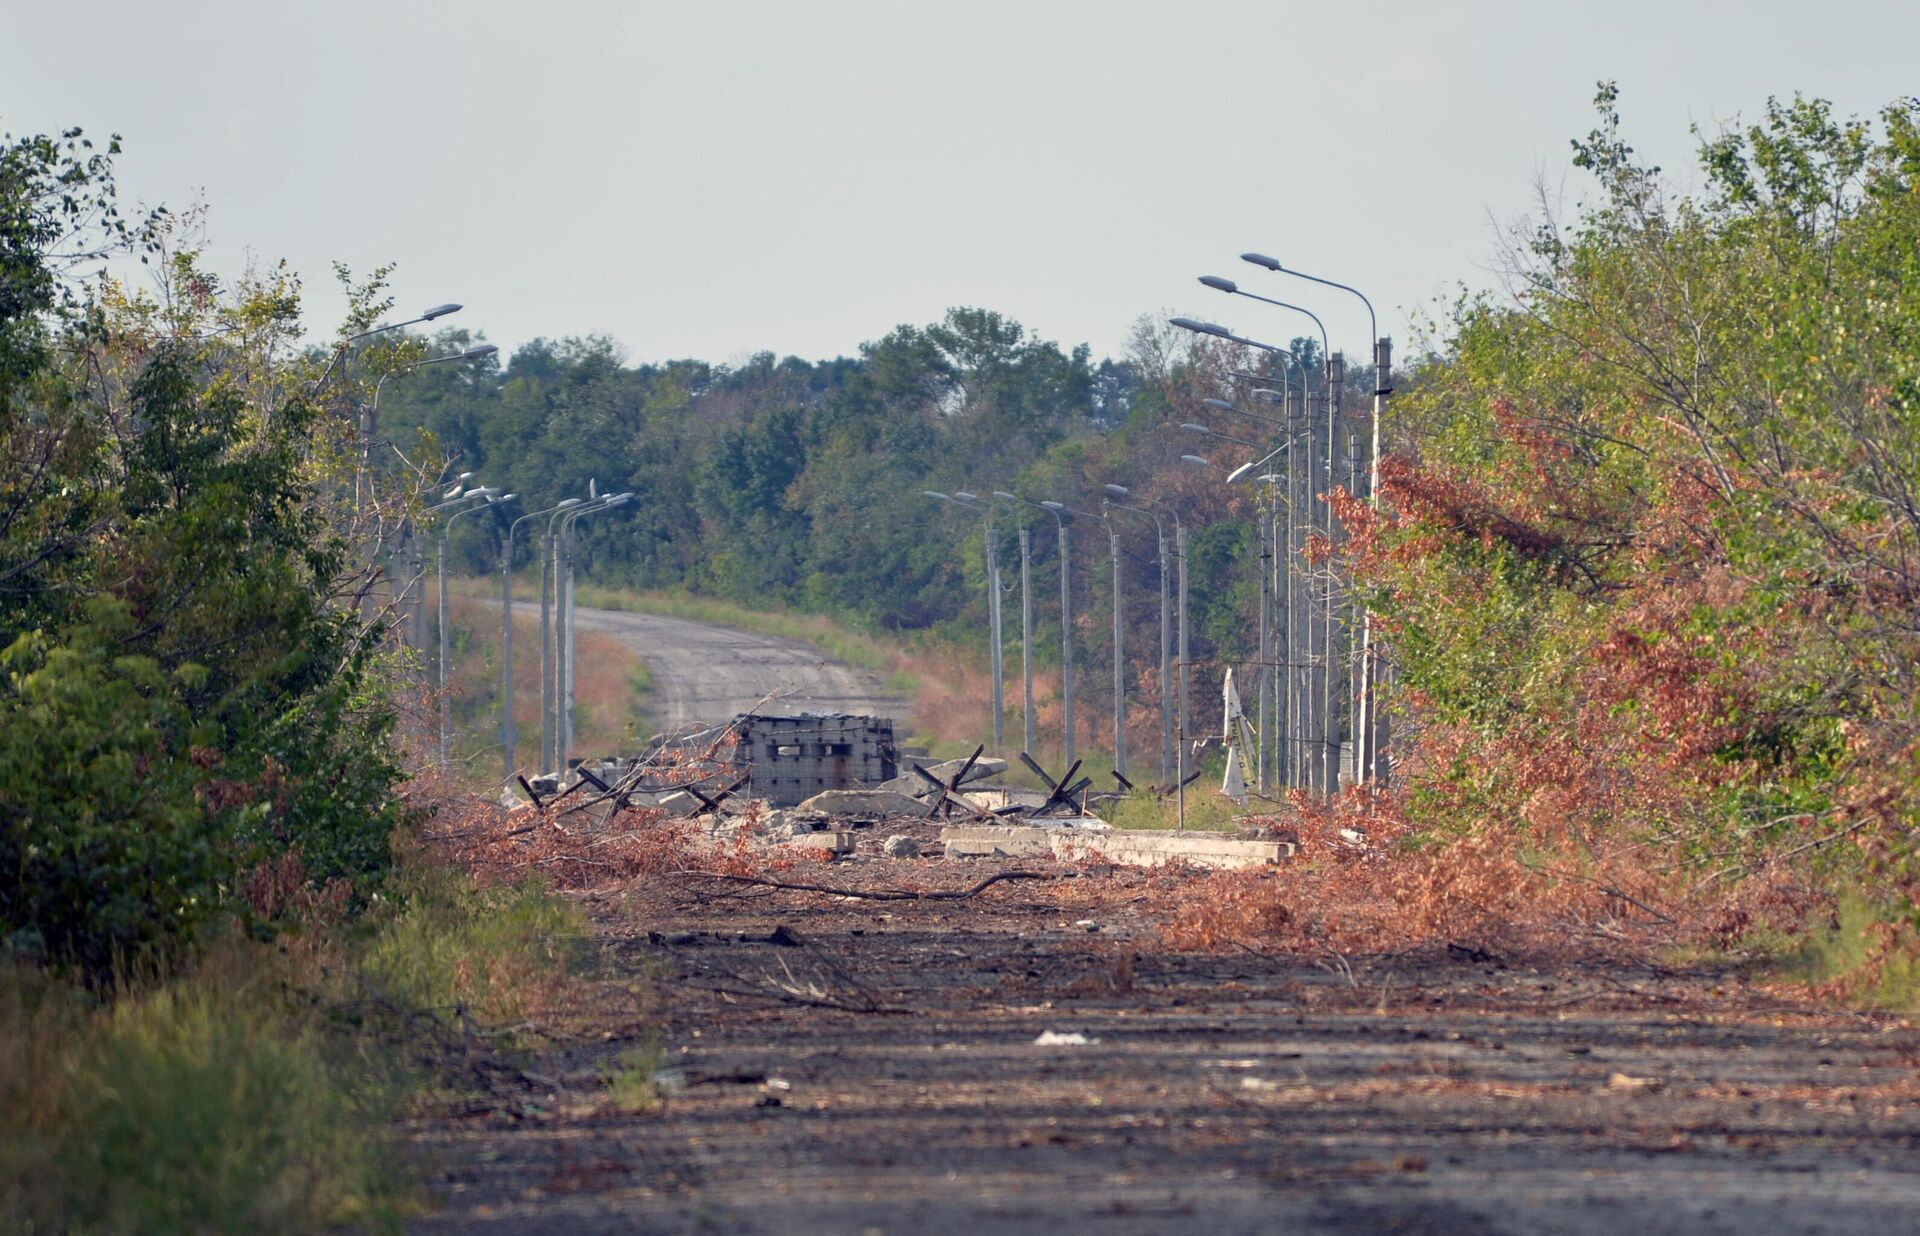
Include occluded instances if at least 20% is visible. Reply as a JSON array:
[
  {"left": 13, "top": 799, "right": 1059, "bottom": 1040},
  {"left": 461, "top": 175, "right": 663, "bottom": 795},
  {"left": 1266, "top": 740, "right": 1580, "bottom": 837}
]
[
  {"left": 375, "top": 305, "right": 1336, "bottom": 751},
  {"left": 1357, "top": 88, "right": 1920, "bottom": 957}
]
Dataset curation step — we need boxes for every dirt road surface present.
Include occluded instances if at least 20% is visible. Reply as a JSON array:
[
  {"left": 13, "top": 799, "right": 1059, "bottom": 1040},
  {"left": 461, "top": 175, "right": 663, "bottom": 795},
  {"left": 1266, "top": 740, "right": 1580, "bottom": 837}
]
[
  {"left": 551, "top": 603, "right": 906, "bottom": 732},
  {"left": 407, "top": 826, "right": 1920, "bottom": 1235}
]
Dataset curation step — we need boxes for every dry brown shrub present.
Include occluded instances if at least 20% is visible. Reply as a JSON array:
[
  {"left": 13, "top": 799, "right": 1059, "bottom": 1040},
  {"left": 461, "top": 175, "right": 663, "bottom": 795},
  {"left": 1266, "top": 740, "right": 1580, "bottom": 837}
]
[{"left": 1158, "top": 789, "right": 1691, "bottom": 959}]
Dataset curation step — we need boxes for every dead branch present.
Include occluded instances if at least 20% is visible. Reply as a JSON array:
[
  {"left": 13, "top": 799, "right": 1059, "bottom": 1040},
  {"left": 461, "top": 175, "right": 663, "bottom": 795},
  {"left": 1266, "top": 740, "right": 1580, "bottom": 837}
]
[{"left": 671, "top": 869, "right": 1058, "bottom": 901}]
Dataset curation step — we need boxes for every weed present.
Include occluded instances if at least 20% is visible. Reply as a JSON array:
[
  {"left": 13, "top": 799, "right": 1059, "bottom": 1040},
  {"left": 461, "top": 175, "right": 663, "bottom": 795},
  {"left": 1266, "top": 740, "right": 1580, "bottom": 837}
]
[{"left": 599, "top": 1039, "right": 668, "bottom": 1113}]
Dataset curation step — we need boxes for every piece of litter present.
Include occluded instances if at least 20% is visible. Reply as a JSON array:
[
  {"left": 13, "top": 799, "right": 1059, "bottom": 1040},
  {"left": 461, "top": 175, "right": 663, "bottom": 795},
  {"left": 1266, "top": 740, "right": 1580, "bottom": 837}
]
[
  {"left": 1074, "top": 919, "right": 1101, "bottom": 932},
  {"left": 763, "top": 1076, "right": 792, "bottom": 1091},
  {"left": 1607, "top": 1072, "right": 1662, "bottom": 1091},
  {"left": 1240, "top": 1076, "right": 1278, "bottom": 1091},
  {"left": 1034, "top": 1031, "right": 1098, "bottom": 1046}
]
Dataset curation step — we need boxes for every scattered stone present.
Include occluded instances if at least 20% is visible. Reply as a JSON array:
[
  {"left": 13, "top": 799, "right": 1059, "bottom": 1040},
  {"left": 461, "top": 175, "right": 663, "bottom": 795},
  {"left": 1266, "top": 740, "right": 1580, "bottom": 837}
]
[
  {"left": 1033, "top": 1031, "right": 1098, "bottom": 1046},
  {"left": 1607, "top": 1072, "right": 1663, "bottom": 1091},
  {"left": 882, "top": 835, "right": 922, "bottom": 859}
]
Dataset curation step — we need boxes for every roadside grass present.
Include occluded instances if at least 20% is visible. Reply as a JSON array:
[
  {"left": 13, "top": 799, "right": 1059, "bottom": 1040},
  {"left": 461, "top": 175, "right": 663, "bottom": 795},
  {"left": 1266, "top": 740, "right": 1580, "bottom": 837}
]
[
  {"left": 1747, "top": 894, "right": 1920, "bottom": 1013},
  {"left": 599, "top": 1039, "right": 668, "bottom": 1113},
  {"left": 0, "top": 835, "right": 598, "bottom": 1233},
  {"left": 440, "top": 595, "right": 649, "bottom": 783}
]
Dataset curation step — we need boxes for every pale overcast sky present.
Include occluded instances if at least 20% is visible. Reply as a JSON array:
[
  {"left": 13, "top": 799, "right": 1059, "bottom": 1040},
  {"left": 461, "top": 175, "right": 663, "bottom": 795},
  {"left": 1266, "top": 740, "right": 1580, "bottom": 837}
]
[{"left": 7, "top": 1, "right": 1917, "bottom": 367}]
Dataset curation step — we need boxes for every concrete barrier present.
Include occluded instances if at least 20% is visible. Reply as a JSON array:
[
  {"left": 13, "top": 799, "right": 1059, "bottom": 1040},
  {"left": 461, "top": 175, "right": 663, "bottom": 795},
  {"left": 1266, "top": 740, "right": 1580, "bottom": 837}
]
[{"left": 942, "top": 824, "right": 1292, "bottom": 869}]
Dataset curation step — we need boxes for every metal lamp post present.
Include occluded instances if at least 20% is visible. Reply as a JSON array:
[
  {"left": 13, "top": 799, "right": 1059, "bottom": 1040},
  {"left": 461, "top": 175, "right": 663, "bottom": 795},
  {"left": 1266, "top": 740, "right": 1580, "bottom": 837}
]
[
  {"left": 1243, "top": 255, "right": 1392, "bottom": 788},
  {"left": 925, "top": 491, "right": 1005, "bottom": 750},
  {"left": 360, "top": 343, "right": 498, "bottom": 513},
  {"left": 504, "top": 499, "right": 580, "bottom": 780},
  {"left": 1103, "top": 485, "right": 1173, "bottom": 787},
  {"left": 438, "top": 491, "right": 512, "bottom": 766},
  {"left": 538, "top": 499, "right": 584, "bottom": 773},
  {"left": 552, "top": 489, "right": 633, "bottom": 763},
  {"left": 998, "top": 493, "right": 1076, "bottom": 764}
]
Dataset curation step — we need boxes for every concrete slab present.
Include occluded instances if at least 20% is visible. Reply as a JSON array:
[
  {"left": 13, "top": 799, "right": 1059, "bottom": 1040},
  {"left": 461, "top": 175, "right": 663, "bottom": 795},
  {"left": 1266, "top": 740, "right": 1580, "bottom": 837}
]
[
  {"left": 797, "top": 789, "right": 927, "bottom": 816},
  {"left": 941, "top": 824, "right": 1293, "bottom": 869},
  {"left": 940, "top": 825, "right": 1057, "bottom": 859}
]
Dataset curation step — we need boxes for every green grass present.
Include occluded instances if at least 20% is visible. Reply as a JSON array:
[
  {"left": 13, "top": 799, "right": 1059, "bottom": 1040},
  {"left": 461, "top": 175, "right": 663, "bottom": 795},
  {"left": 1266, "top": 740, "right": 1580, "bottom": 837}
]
[
  {"left": 0, "top": 955, "right": 408, "bottom": 1234},
  {"left": 1752, "top": 894, "right": 1920, "bottom": 1012},
  {"left": 0, "top": 853, "right": 596, "bottom": 1233},
  {"left": 599, "top": 1039, "right": 668, "bottom": 1113}
]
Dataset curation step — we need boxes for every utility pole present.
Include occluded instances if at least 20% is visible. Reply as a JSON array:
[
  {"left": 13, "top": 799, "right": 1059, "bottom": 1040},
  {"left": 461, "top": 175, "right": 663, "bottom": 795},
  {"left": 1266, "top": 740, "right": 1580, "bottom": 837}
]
[{"left": 1324, "top": 352, "right": 1344, "bottom": 794}]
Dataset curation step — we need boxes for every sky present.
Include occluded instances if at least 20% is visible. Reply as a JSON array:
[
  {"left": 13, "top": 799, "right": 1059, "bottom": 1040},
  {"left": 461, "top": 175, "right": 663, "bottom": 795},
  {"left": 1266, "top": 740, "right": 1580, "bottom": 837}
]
[{"left": 7, "top": 0, "right": 1918, "bottom": 369}]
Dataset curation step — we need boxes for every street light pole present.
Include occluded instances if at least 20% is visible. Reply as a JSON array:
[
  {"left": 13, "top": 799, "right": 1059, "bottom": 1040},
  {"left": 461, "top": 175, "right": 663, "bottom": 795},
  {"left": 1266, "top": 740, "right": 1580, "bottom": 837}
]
[
  {"left": 926, "top": 492, "right": 1005, "bottom": 750},
  {"left": 554, "top": 494, "right": 630, "bottom": 767},
  {"left": 438, "top": 490, "right": 509, "bottom": 766},
  {"left": 1240, "top": 255, "right": 1391, "bottom": 788},
  {"left": 1103, "top": 487, "right": 1171, "bottom": 787},
  {"left": 1001, "top": 493, "right": 1076, "bottom": 763},
  {"left": 1019, "top": 526, "right": 1035, "bottom": 753},
  {"left": 505, "top": 499, "right": 579, "bottom": 781}
]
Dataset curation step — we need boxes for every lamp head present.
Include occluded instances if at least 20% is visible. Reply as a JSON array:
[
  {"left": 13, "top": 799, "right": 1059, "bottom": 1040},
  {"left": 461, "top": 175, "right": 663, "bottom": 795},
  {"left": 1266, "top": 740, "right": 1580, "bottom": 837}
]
[
  {"left": 1103, "top": 483, "right": 1129, "bottom": 497},
  {"left": 1180, "top": 454, "right": 1212, "bottom": 468},
  {"left": 1202, "top": 397, "right": 1234, "bottom": 413},
  {"left": 461, "top": 344, "right": 498, "bottom": 360},
  {"left": 952, "top": 491, "right": 980, "bottom": 503},
  {"left": 555, "top": 498, "right": 584, "bottom": 511},
  {"left": 421, "top": 303, "right": 462, "bottom": 320},
  {"left": 1180, "top": 423, "right": 1210, "bottom": 434},
  {"left": 1198, "top": 275, "right": 1238, "bottom": 294},
  {"left": 1039, "top": 501, "right": 1066, "bottom": 511},
  {"left": 991, "top": 491, "right": 1018, "bottom": 502},
  {"left": 1227, "top": 460, "right": 1258, "bottom": 483},
  {"left": 923, "top": 491, "right": 950, "bottom": 501}
]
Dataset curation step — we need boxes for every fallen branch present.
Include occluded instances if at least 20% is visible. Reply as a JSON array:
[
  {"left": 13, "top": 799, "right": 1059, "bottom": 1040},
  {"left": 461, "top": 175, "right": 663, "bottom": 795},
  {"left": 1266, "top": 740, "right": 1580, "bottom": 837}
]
[{"left": 671, "top": 869, "right": 1057, "bottom": 901}]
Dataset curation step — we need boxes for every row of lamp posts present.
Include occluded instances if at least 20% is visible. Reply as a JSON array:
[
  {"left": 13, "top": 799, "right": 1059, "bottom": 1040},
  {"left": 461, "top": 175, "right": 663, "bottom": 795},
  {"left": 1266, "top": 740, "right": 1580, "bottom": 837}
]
[
  {"left": 1174, "top": 253, "right": 1392, "bottom": 793},
  {"left": 926, "top": 252, "right": 1391, "bottom": 799}
]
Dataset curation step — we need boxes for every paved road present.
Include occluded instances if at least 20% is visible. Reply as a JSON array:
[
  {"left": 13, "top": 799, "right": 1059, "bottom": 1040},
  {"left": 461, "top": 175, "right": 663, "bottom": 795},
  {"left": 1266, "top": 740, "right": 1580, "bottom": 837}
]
[
  {"left": 559, "top": 603, "right": 906, "bottom": 732},
  {"left": 411, "top": 849, "right": 1920, "bottom": 1235}
]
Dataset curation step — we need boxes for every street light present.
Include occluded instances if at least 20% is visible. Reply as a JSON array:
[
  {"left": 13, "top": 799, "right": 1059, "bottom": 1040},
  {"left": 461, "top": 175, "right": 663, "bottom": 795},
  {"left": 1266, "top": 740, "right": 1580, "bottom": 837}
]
[
  {"left": 553, "top": 493, "right": 631, "bottom": 768},
  {"left": 439, "top": 491, "right": 513, "bottom": 766},
  {"left": 1242, "top": 255, "right": 1392, "bottom": 788},
  {"left": 998, "top": 493, "right": 1076, "bottom": 764},
  {"left": 1183, "top": 422, "right": 1259, "bottom": 449},
  {"left": 359, "top": 344, "right": 499, "bottom": 511},
  {"left": 1103, "top": 485, "right": 1173, "bottom": 785},
  {"left": 309, "top": 301, "right": 465, "bottom": 392},
  {"left": 927, "top": 491, "right": 1005, "bottom": 749},
  {"left": 1191, "top": 287, "right": 1344, "bottom": 794},
  {"left": 538, "top": 498, "right": 586, "bottom": 772},
  {"left": 504, "top": 499, "right": 579, "bottom": 781},
  {"left": 987, "top": 494, "right": 1039, "bottom": 754}
]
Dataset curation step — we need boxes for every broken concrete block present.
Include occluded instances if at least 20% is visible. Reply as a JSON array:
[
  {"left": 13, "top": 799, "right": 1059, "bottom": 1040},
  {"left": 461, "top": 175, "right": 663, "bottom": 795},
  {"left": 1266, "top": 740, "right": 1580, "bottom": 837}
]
[
  {"left": 941, "top": 825, "right": 1056, "bottom": 859},
  {"left": 1050, "top": 829, "right": 1294, "bottom": 870},
  {"left": 784, "top": 829, "right": 855, "bottom": 856},
  {"left": 796, "top": 789, "right": 927, "bottom": 817},
  {"left": 882, "top": 834, "right": 921, "bottom": 859}
]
